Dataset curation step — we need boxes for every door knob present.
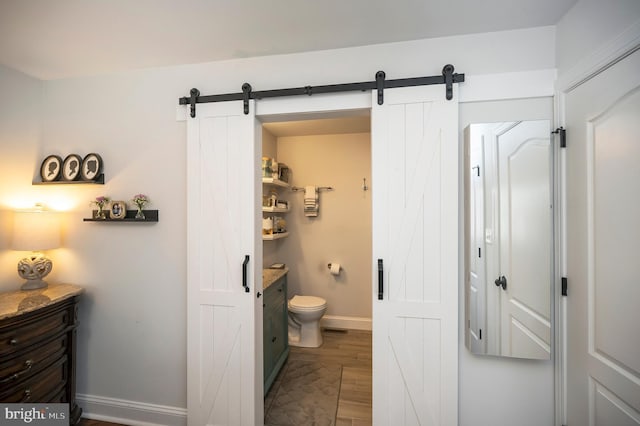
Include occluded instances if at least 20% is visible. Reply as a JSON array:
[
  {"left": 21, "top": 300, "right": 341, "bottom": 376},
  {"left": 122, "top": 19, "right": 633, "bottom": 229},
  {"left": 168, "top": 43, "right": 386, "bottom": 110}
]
[{"left": 494, "top": 275, "right": 507, "bottom": 290}]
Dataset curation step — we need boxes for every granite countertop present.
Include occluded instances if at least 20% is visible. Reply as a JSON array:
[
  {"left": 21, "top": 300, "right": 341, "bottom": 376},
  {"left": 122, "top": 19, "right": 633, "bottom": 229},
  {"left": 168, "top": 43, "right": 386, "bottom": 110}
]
[
  {"left": 0, "top": 283, "right": 84, "bottom": 321},
  {"left": 263, "top": 267, "right": 288, "bottom": 290}
]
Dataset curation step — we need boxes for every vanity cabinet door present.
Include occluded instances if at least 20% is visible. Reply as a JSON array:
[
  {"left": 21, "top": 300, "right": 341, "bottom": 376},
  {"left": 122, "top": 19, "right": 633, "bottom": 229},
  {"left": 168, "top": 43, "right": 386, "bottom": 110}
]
[
  {"left": 263, "top": 275, "right": 289, "bottom": 394},
  {"left": 263, "top": 307, "right": 274, "bottom": 387}
]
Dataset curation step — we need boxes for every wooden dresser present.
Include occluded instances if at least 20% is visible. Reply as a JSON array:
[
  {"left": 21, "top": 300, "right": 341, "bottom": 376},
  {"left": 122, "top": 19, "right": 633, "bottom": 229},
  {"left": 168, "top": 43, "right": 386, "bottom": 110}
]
[{"left": 0, "top": 284, "right": 83, "bottom": 424}]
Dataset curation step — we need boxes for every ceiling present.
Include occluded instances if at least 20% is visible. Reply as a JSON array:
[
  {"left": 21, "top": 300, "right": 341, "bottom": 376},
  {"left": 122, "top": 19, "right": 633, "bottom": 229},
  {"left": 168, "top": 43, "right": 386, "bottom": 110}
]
[
  {"left": 0, "top": 0, "right": 577, "bottom": 80},
  {"left": 263, "top": 116, "right": 371, "bottom": 137}
]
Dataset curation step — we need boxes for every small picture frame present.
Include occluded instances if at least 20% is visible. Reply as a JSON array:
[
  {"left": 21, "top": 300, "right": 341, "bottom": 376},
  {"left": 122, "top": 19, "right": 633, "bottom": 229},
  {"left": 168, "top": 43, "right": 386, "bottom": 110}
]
[
  {"left": 81, "top": 153, "right": 103, "bottom": 181},
  {"left": 40, "top": 155, "right": 63, "bottom": 182},
  {"left": 109, "top": 201, "right": 126, "bottom": 219},
  {"left": 62, "top": 154, "right": 82, "bottom": 181}
]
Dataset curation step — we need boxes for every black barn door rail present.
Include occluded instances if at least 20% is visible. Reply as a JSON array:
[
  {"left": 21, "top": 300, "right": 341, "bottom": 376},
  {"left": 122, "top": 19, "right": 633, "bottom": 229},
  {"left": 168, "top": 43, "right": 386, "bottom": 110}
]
[{"left": 179, "top": 64, "right": 464, "bottom": 117}]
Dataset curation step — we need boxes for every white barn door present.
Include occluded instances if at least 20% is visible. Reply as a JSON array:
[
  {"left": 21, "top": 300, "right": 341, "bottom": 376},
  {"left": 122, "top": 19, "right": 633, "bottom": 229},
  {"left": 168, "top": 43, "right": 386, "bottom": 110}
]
[
  {"left": 565, "top": 49, "right": 640, "bottom": 425},
  {"left": 372, "top": 85, "right": 458, "bottom": 425},
  {"left": 186, "top": 101, "right": 261, "bottom": 426}
]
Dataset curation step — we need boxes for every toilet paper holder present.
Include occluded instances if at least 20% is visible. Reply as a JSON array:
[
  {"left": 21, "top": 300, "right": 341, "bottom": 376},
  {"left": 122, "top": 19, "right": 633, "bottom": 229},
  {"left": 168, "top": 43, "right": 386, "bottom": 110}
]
[{"left": 327, "top": 263, "right": 341, "bottom": 273}]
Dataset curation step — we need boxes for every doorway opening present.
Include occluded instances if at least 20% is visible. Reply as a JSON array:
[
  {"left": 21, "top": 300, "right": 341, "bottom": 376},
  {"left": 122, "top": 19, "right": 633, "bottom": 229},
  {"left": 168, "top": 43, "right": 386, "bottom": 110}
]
[{"left": 259, "top": 111, "right": 373, "bottom": 425}]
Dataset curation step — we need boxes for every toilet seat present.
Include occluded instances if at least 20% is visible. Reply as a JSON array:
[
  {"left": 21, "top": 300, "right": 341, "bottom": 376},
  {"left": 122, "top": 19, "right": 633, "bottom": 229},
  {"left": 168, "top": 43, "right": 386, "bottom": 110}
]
[{"left": 289, "top": 295, "right": 327, "bottom": 311}]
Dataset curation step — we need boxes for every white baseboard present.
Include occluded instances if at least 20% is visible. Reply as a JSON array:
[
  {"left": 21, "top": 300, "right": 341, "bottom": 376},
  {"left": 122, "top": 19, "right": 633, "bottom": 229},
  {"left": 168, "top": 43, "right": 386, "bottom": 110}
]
[
  {"left": 321, "top": 315, "right": 372, "bottom": 331},
  {"left": 77, "top": 394, "right": 186, "bottom": 426}
]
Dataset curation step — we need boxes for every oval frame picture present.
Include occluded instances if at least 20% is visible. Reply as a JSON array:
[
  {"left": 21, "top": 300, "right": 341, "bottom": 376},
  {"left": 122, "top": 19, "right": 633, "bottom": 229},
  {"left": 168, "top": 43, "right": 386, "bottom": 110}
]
[
  {"left": 62, "top": 154, "right": 83, "bottom": 181},
  {"left": 81, "top": 153, "right": 103, "bottom": 181},
  {"left": 40, "top": 155, "right": 63, "bottom": 182},
  {"left": 109, "top": 201, "right": 127, "bottom": 220}
]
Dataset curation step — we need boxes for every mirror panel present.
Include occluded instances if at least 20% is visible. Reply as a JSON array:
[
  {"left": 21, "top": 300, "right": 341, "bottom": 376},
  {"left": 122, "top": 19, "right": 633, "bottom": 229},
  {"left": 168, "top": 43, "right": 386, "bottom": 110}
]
[{"left": 465, "top": 120, "right": 553, "bottom": 360}]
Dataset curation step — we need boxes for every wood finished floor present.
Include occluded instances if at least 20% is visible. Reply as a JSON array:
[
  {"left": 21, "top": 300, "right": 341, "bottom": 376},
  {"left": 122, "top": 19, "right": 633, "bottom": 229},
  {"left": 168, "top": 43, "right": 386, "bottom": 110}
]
[
  {"left": 267, "top": 328, "right": 372, "bottom": 425},
  {"left": 79, "top": 329, "right": 372, "bottom": 426}
]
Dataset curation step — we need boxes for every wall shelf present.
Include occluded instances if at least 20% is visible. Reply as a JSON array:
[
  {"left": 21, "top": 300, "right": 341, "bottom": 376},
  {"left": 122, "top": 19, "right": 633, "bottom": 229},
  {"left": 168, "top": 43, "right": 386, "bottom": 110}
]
[
  {"left": 83, "top": 209, "right": 158, "bottom": 222},
  {"left": 263, "top": 232, "right": 288, "bottom": 241},
  {"left": 33, "top": 174, "right": 105, "bottom": 185},
  {"left": 262, "top": 177, "right": 289, "bottom": 188},
  {"left": 262, "top": 206, "right": 290, "bottom": 213}
]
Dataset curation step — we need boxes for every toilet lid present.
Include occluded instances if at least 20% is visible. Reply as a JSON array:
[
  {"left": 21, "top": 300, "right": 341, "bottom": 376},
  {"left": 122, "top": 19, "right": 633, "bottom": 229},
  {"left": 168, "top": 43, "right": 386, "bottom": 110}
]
[{"left": 289, "top": 295, "right": 327, "bottom": 309}]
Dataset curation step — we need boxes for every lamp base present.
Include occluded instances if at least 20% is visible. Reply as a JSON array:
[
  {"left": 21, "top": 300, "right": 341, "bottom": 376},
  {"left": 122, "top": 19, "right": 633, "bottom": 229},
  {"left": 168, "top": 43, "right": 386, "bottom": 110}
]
[
  {"left": 17, "top": 253, "right": 53, "bottom": 291},
  {"left": 20, "top": 279, "right": 49, "bottom": 291}
]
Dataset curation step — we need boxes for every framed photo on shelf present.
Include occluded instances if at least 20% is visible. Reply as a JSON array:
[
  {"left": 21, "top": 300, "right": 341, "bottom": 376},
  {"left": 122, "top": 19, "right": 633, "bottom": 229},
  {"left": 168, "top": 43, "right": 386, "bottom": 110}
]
[
  {"left": 81, "top": 153, "right": 103, "bottom": 181},
  {"left": 40, "top": 155, "right": 63, "bottom": 182},
  {"left": 62, "top": 154, "right": 82, "bottom": 181},
  {"left": 109, "top": 201, "right": 126, "bottom": 219}
]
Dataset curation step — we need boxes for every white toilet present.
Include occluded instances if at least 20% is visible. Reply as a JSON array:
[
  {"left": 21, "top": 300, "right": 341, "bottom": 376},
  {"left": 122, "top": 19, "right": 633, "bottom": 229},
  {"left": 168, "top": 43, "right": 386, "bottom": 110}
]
[{"left": 288, "top": 295, "right": 327, "bottom": 348}]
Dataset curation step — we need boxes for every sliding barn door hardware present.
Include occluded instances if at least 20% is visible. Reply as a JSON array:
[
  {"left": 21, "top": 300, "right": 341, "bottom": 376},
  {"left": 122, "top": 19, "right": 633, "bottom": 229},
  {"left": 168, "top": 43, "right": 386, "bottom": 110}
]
[
  {"left": 552, "top": 126, "right": 566, "bottom": 148},
  {"left": 188, "top": 88, "right": 200, "bottom": 118},
  {"left": 376, "top": 71, "right": 385, "bottom": 105},
  {"left": 179, "top": 64, "right": 465, "bottom": 117},
  {"left": 242, "top": 83, "right": 252, "bottom": 115}
]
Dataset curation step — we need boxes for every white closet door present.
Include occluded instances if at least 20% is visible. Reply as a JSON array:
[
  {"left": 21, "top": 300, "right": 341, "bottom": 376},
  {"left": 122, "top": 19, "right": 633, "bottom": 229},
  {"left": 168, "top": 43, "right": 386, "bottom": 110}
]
[
  {"left": 496, "top": 120, "right": 552, "bottom": 359},
  {"left": 565, "top": 49, "right": 640, "bottom": 426},
  {"left": 372, "top": 85, "right": 458, "bottom": 425},
  {"left": 186, "top": 101, "right": 260, "bottom": 426}
]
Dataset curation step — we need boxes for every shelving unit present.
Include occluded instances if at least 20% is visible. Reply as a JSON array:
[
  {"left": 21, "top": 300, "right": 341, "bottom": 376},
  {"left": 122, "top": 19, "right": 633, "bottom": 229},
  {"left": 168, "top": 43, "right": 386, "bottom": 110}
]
[
  {"left": 83, "top": 209, "right": 159, "bottom": 223},
  {"left": 262, "top": 174, "right": 290, "bottom": 241}
]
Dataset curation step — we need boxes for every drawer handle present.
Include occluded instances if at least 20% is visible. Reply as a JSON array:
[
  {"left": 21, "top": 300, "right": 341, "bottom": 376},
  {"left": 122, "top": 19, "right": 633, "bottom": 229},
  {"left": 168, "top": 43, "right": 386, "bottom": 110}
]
[
  {"left": 21, "top": 388, "right": 32, "bottom": 402},
  {"left": 9, "top": 338, "right": 18, "bottom": 346},
  {"left": 0, "top": 360, "right": 33, "bottom": 384},
  {"left": 271, "top": 337, "right": 277, "bottom": 342}
]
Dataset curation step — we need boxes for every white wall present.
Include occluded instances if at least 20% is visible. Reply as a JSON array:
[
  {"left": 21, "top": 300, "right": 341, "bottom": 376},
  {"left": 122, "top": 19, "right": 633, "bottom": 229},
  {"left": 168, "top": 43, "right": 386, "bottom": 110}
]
[
  {"left": 276, "top": 133, "right": 372, "bottom": 320},
  {"left": 0, "top": 65, "right": 42, "bottom": 291},
  {"left": 555, "top": 0, "right": 640, "bottom": 79},
  {"left": 0, "top": 24, "right": 557, "bottom": 423},
  {"left": 458, "top": 97, "right": 555, "bottom": 426}
]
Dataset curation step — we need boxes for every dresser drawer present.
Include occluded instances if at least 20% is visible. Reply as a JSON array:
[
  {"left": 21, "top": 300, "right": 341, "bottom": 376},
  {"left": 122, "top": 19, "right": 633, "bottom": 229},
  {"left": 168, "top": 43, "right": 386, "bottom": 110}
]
[
  {"left": 0, "top": 335, "right": 67, "bottom": 391},
  {"left": 0, "top": 308, "right": 70, "bottom": 357},
  {"left": 0, "top": 355, "right": 68, "bottom": 402}
]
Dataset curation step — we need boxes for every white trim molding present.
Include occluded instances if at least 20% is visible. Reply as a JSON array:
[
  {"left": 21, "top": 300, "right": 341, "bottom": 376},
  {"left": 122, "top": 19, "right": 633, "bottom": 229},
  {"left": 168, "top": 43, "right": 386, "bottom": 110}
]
[
  {"left": 557, "top": 19, "right": 640, "bottom": 93},
  {"left": 77, "top": 394, "right": 187, "bottom": 426},
  {"left": 321, "top": 315, "right": 372, "bottom": 331},
  {"left": 459, "top": 69, "right": 556, "bottom": 103}
]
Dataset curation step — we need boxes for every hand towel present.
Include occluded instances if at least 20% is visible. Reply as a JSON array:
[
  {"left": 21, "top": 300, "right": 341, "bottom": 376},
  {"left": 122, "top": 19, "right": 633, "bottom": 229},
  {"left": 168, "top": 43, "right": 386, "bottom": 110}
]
[{"left": 304, "top": 186, "right": 318, "bottom": 217}]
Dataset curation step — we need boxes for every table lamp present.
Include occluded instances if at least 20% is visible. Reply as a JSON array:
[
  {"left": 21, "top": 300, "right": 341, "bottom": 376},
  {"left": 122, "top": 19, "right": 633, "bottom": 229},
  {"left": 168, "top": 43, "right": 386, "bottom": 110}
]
[{"left": 11, "top": 207, "right": 61, "bottom": 291}]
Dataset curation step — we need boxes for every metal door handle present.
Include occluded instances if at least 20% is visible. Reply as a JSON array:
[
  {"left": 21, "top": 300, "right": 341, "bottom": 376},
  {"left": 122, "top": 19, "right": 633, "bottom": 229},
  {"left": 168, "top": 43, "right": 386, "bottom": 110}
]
[
  {"left": 378, "top": 259, "right": 384, "bottom": 300},
  {"left": 494, "top": 275, "right": 507, "bottom": 290},
  {"left": 242, "top": 255, "right": 250, "bottom": 293}
]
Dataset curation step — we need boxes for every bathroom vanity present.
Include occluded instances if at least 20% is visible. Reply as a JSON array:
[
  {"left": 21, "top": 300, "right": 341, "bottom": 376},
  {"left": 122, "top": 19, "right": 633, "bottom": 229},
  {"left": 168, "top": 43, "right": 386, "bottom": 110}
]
[{"left": 262, "top": 268, "right": 289, "bottom": 394}]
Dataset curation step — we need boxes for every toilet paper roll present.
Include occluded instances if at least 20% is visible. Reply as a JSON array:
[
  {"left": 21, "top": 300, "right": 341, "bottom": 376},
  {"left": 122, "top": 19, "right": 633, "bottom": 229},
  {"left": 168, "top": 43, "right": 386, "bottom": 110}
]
[{"left": 330, "top": 263, "right": 341, "bottom": 276}]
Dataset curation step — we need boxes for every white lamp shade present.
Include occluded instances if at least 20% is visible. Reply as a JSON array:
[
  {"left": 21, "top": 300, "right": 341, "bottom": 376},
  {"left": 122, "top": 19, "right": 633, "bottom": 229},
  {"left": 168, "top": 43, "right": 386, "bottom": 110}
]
[{"left": 11, "top": 209, "right": 61, "bottom": 251}]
